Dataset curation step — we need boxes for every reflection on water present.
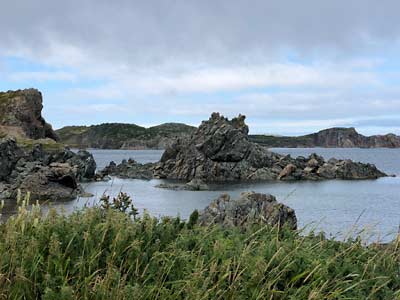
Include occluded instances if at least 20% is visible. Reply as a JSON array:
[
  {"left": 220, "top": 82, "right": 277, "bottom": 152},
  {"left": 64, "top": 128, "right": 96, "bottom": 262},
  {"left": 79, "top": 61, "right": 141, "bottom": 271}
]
[{"left": 2, "top": 148, "right": 400, "bottom": 242}]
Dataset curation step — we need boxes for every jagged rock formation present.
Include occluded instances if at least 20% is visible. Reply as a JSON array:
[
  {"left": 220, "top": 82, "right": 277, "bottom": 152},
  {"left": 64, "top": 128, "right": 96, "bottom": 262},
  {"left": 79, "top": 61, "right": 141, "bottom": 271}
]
[
  {"left": 0, "top": 138, "right": 96, "bottom": 201},
  {"left": 250, "top": 127, "right": 400, "bottom": 148},
  {"left": 99, "top": 159, "right": 155, "bottom": 180},
  {"left": 56, "top": 123, "right": 196, "bottom": 149},
  {"left": 0, "top": 89, "right": 58, "bottom": 140},
  {"left": 199, "top": 192, "right": 297, "bottom": 229},
  {"left": 154, "top": 113, "right": 387, "bottom": 182}
]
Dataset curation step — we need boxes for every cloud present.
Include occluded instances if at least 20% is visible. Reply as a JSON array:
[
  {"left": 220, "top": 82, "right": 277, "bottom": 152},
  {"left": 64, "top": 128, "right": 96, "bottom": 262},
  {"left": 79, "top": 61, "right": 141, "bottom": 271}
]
[
  {"left": 6, "top": 71, "right": 76, "bottom": 82},
  {"left": 0, "top": 0, "right": 400, "bottom": 134},
  {"left": 1, "top": 0, "right": 400, "bottom": 68}
]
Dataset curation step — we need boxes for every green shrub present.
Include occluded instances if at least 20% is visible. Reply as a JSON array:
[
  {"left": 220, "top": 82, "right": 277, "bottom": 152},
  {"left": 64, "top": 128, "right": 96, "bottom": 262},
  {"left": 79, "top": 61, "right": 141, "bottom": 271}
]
[{"left": 0, "top": 200, "right": 399, "bottom": 299}]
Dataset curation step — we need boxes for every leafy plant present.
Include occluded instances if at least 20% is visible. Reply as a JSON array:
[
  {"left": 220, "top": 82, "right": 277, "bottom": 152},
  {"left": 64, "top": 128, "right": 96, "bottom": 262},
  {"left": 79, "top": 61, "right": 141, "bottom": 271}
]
[{"left": 100, "top": 192, "right": 139, "bottom": 218}]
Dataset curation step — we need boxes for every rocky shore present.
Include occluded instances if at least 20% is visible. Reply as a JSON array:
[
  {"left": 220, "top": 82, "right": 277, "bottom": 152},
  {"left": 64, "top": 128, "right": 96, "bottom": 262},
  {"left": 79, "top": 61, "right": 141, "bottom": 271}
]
[
  {"left": 153, "top": 113, "right": 387, "bottom": 182},
  {"left": 100, "top": 113, "right": 387, "bottom": 185},
  {"left": 0, "top": 138, "right": 96, "bottom": 201}
]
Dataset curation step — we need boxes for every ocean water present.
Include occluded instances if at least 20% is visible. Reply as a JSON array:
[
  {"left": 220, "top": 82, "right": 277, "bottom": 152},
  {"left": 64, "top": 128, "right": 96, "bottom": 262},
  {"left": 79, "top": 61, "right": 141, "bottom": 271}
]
[{"left": 3, "top": 148, "right": 400, "bottom": 242}]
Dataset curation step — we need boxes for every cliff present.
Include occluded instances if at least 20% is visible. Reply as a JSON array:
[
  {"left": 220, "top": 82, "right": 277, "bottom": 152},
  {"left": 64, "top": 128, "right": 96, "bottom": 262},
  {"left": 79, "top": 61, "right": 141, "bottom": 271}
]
[
  {"left": 249, "top": 127, "right": 400, "bottom": 148},
  {"left": 56, "top": 123, "right": 196, "bottom": 149},
  {"left": 0, "top": 89, "right": 58, "bottom": 141}
]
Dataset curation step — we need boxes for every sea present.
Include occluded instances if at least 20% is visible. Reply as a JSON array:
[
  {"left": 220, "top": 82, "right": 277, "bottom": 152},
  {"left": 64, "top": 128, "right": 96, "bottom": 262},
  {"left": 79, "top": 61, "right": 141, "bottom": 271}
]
[{"left": 3, "top": 148, "right": 400, "bottom": 242}]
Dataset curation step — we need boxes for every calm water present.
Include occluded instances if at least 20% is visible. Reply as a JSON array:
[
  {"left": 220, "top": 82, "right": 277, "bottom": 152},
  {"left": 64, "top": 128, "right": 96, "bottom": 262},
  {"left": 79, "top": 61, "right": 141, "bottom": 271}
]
[{"left": 3, "top": 148, "right": 400, "bottom": 242}]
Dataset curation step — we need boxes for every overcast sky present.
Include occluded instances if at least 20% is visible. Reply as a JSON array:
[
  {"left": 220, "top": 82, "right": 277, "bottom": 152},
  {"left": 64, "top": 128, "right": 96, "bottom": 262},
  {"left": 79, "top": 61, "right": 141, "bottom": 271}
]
[{"left": 1, "top": 0, "right": 400, "bottom": 135}]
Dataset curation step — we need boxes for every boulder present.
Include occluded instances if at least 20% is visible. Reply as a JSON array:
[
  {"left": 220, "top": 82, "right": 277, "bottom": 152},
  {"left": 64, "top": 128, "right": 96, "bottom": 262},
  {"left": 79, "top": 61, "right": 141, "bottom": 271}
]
[
  {"left": 199, "top": 192, "right": 297, "bottom": 229},
  {"left": 278, "top": 164, "right": 297, "bottom": 180}
]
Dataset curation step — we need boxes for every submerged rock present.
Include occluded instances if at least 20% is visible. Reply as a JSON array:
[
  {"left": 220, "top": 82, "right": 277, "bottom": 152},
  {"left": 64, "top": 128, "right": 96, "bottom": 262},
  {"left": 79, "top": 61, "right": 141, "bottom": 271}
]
[
  {"left": 154, "top": 113, "right": 387, "bottom": 182},
  {"left": 156, "top": 179, "right": 210, "bottom": 191},
  {"left": 199, "top": 192, "right": 297, "bottom": 229}
]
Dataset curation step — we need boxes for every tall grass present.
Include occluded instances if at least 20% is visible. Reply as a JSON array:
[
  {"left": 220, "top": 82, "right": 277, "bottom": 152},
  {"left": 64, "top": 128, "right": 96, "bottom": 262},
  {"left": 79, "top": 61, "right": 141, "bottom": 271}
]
[{"left": 0, "top": 196, "right": 399, "bottom": 299}]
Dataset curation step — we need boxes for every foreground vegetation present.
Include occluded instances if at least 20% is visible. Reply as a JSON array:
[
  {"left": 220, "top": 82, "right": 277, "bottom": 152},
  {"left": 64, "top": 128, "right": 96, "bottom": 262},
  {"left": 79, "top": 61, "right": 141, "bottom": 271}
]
[{"left": 0, "top": 196, "right": 399, "bottom": 299}]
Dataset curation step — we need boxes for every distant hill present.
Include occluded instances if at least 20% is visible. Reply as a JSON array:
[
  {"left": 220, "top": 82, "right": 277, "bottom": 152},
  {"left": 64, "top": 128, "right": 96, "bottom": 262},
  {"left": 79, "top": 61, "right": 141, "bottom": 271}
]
[
  {"left": 249, "top": 127, "right": 400, "bottom": 148},
  {"left": 56, "top": 123, "right": 197, "bottom": 149}
]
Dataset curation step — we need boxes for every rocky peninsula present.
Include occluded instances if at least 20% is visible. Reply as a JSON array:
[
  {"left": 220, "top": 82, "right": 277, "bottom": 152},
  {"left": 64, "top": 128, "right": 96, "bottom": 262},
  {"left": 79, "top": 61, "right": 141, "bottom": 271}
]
[
  {"left": 250, "top": 127, "right": 400, "bottom": 148},
  {"left": 103, "top": 113, "right": 387, "bottom": 183},
  {"left": 153, "top": 113, "right": 386, "bottom": 182}
]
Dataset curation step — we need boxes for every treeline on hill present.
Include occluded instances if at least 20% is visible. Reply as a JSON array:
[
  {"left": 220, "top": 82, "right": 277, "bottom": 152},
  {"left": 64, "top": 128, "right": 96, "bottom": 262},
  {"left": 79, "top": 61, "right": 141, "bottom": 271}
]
[
  {"left": 56, "top": 123, "right": 196, "bottom": 149},
  {"left": 0, "top": 194, "right": 399, "bottom": 299}
]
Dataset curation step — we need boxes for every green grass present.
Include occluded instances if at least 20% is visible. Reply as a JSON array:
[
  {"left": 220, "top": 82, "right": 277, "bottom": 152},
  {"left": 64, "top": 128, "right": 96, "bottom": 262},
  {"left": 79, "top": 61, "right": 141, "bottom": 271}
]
[
  {"left": 0, "top": 200, "right": 399, "bottom": 299},
  {"left": 15, "top": 137, "right": 65, "bottom": 152}
]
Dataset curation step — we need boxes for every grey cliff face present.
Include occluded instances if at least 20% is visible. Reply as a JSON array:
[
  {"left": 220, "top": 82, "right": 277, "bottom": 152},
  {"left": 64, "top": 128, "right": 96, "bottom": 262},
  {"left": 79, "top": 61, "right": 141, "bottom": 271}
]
[
  {"left": 153, "top": 113, "right": 387, "bottom": 182},
  {"left": 250, "top": 127, "right": 400, "bottom": 148},
  {"left": 0, "top": 89, "right": 58, "bottom": 141},
  {"left": 199, "top": 192, "right": 297, "bottom": 230}
]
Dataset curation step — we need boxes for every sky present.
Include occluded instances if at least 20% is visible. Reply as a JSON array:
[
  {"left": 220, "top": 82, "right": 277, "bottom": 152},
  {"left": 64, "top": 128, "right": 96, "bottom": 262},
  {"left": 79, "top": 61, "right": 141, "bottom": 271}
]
[{"left": 1, "top": 0, "right": 400, "bottom": 135}]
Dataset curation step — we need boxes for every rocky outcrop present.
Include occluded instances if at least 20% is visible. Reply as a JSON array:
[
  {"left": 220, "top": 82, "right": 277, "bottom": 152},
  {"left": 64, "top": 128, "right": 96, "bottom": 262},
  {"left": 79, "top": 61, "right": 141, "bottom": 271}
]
[
  {"left": 250, "top": 127, "right": 400, "bottom": 148},
  {"left": 0, "top": 138, "right": 96, "bottom": 201},
  {"left": 199, "top": 192, "right": 297, "bottom": 229},
  {"left": 154, "top": 113, "right": 387, "bottom": 182},
  {"left": 99, "top": 159, "right": 155, "bottom": 180},
  {"left": 0, "top": 89, "right": 58, "bottom": 140}
]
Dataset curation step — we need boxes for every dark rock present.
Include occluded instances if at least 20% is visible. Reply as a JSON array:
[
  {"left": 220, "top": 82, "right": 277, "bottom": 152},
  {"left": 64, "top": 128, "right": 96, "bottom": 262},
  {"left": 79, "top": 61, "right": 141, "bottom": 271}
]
[
  {"left": 49, "top": 149, "right": 96, "bottom": 181},
  {"left": 100, "top": 159, "right": 154, "bottom": 180},
  {"left": 0, "top": 138, "right": 97, "bottom": 202},
  {"left": 199, "top": 192, "right": 297, "bottom": 229},
  {"left": 0, "top": 138, "right": 24, "bottom": 180},
  {"left": 155, "top": 113, "right": 387, "bottom": 182},
  {"left": 7, "top": 163, "right": 78, "bottom": 201}
]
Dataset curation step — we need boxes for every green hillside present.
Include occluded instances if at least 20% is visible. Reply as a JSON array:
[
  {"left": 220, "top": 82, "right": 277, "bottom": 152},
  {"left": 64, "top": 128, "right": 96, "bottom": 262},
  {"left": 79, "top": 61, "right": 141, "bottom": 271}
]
[{"left": 56, "top": 123, "right": 196, "bottom": 149}]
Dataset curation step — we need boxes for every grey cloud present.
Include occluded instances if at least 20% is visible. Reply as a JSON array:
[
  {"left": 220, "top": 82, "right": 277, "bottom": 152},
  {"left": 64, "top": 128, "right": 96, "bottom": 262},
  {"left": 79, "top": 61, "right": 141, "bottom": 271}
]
[{"left": 1, "top": 0, "right": 400, "bottom": 67}]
